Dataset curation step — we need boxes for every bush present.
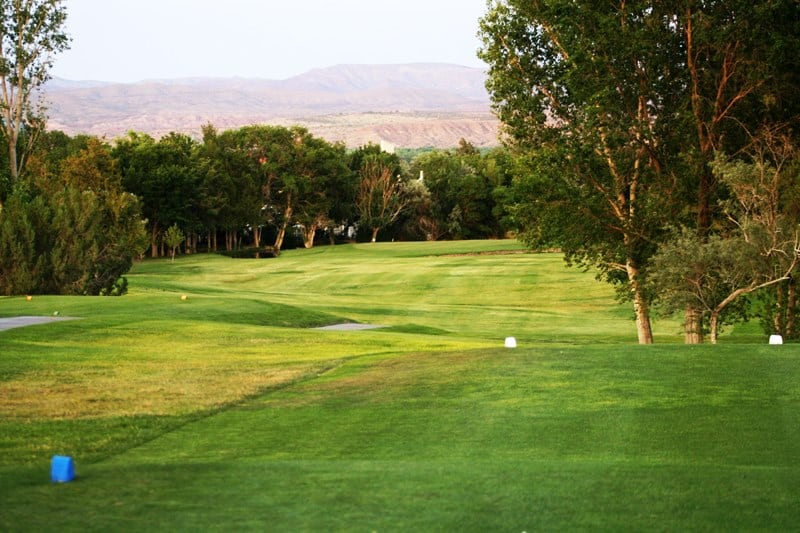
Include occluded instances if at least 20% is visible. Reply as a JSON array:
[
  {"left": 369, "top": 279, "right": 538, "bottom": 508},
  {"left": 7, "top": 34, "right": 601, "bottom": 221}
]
[{"left": 0, "top": 184, "right": 146, "bottom": 296}]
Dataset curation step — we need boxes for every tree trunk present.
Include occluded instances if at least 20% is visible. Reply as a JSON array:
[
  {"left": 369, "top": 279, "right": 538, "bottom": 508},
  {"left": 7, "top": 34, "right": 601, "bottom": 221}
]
[
  {"left": 788, "top": 281, "right": 796, "bottom": 338},
  {"left": 253, "top": 226, "right": 261, "bottom": 248},
  {"left": 626, "top": 260, "right": 653, "bottom": 345},
  {"left": 709, "top": 311, "right": 720, "bottom": 344},
  {"left": 632, "top": 288, "right": 654, "bottom": 345},
  {"left": 684, "top": 306, "right": 704, "bottom": 344},
  {"left": 774, "top": 283, "right": 786, "bottom": 335},
  {"left": 7, "top": 134, "right": 18, "bottom": 182},
  {"left": 150, "top": 224, "right": 159, "bottom": 258},
  {"left": 371, "top": 227, "right": 380, "bottom": 243},
  {"left": 274, "top": 224, "right": 287, "bottom": 251},
  {"left": 303, "top": 225, "right": 317, "bottom": 249},
  {"left": 273, "top": 203, "right": 293, "bottom": 252}
]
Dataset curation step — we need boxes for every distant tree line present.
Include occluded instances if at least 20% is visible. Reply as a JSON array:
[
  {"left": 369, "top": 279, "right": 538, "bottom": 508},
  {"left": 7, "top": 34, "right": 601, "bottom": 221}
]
[{"left": 0, "top": 124, "right": 519, "bottom": 295}]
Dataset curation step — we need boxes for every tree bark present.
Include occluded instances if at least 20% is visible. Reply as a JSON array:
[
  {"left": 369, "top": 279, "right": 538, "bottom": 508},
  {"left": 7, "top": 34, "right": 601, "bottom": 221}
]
[
  {"left": 627, "top": 261, "right": 654, "bottom": 344},
  {"left": 150, "top": 224, "right": 159, "bottom": 258},
  {"left": 684, "top": 306, "right": 704, "bottom": 344},
  {"left": 774, "top": 283, "right": 786, "bottom": 335},
  {"left": 788, "top": 281, "right": 796, "bottom": 338},
  {"left": 273, "top": 203, "right": 293, "bottom": 252},
  {"left": 371, "top": 227, "right": 379, "bottom": 243},
  {"left": 274, "top": 225, "right": 286, "bottom": 251},
  {"left": 709, "top": 310, "right": 720, "bottom": 344},
  {"left": 303, "top": 225, "right": 317, "bottom": 249}
]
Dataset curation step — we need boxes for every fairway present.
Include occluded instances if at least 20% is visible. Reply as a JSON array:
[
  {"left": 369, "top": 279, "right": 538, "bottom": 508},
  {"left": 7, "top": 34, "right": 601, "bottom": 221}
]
[{"left": 1, "top": 241, "right": 798, "bottom": 531}]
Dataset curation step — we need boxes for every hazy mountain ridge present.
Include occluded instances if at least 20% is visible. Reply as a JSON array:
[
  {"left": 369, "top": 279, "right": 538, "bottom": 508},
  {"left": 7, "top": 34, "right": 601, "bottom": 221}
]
[{"left": 43, "top": 63, "right": 500, "bottom": 148}]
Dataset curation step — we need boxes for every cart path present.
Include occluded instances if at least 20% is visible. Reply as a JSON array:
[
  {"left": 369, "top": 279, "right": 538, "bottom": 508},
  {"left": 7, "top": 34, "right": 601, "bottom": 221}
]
[{"left": 0, "top": 316, "right": 79, "bottom": 331}]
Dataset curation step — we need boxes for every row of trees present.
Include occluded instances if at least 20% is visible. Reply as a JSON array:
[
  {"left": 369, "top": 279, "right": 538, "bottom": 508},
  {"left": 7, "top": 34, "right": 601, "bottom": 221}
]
[
  {"left": 479, "top": 0, "right": 800, "bottom": 344},
  {"left": 0, "top": 124, "right": 518, "bottom": 294},
  {"left": 0, "top": 0, "right": 514, "bottom": 297},
  {"left": 109, "top": 127, "right": 515, "bottom": 254}
]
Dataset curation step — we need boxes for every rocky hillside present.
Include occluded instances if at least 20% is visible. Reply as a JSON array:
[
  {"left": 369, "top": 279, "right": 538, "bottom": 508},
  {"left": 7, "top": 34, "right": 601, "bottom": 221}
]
[{"left": 43, "top": 63, "right": 501, "bottom": 148}]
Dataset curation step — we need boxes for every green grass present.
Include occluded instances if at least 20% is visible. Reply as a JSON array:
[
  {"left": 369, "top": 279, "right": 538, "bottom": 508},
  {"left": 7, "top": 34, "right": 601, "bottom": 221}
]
[{"left": 1, "top": 240, "right": 798, "bottom": 531}]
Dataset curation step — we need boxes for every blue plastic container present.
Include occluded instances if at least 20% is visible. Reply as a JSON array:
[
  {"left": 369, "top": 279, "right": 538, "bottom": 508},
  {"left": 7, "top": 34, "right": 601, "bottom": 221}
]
[{"left": 51, "top": 455, "right": 75, "bottom": 483}]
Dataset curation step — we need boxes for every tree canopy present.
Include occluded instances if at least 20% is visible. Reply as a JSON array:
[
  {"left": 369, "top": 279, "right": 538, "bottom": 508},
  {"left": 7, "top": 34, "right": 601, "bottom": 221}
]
[
  {"left": 479, "top": 0, "right": 800, "bottom": 344},
  {"left": 0, "top": 0, "right": 70, "bottom": 205}
]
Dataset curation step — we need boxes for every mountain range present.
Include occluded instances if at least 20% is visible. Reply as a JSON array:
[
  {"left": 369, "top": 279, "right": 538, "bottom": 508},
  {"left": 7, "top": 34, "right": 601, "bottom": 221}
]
[{"left": 43, "top": 63, "right": 501, "bottom": 149}]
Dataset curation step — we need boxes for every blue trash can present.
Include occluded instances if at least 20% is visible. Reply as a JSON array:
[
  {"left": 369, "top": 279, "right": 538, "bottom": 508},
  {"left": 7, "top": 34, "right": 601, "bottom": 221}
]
[{"left": 51, "top": 455, "right": 75, "bottom": 483}]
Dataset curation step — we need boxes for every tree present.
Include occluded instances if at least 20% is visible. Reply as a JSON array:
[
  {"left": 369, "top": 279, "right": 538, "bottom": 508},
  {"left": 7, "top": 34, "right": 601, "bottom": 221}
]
[
  {"left": 393, "top": 176, "right": 436, "bottom": 241},
  {"left": 0, "top": 0, "right": 70, "bottom": 207},
  {"left": 292, "top": 138, "right": 351, "bottom": 248},
  {"left": 355, "top": 158, "right": 411, "bottom": 243},
  {"left": 479, "top": 1, "right": 685, "bottom": 344},
  {"left": 410, "top": 145, "right": 504, "bottom": 240},
  {"left": 0, "top": 186, "right": 49, "bottom": 294},
  {"left": 206, "top": 126, "right": 265, "bottom": 251},
  {"left": 650, "top": 230, "right": 769, "bottom": 344},
  {"left": 479, "top": 1, "right": 800, "bottom": 344},
  {"left": 0, "top": 135, "right": 147, "bottom": 296},
  {"left": 650, "top": 126, "right": 800, "bottom": 343},
  {"left": 113, "top": 132, "right": 201, "bottom": 257},
  {"left": 674, "top": 1, "right": 800, "bottom": 342},
  {"left": 163, "top": 223, "right": 185, "bottom": 261}
]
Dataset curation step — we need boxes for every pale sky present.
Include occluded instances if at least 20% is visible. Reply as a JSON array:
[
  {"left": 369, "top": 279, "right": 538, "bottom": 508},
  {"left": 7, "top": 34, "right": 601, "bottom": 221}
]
[{"left": 51, "top": 0, "right": 489, "bottom": 83}]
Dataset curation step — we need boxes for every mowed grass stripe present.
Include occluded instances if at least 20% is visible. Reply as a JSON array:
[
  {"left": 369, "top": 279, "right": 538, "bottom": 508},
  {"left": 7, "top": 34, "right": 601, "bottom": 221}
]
[{"left": 3, "top": 344, "right": 799, "bottom": 530}]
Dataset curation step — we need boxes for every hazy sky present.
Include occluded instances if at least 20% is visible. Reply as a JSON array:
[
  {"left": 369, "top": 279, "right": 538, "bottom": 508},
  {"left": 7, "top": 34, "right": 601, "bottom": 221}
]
[{"left": 51, "top": 0, "right": 489, "bottom": 82}]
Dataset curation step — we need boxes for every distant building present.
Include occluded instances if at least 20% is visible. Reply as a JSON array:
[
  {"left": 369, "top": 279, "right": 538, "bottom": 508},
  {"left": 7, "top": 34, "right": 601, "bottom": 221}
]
[{"left": 379, "top": 139, "right": 396, "bottom": 154}]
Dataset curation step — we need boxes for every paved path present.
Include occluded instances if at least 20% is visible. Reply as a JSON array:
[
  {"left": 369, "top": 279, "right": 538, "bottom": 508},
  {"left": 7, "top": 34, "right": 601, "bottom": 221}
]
[{"left": 0, "top": 316, "right": 78, "bottom": 331}]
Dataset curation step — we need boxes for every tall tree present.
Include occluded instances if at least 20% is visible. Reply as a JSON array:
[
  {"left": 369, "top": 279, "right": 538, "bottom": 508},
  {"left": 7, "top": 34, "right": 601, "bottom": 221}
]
[
  {"left": 113, "top": 132, "right": 201, "bottom": 257},
  {"left": 411, "top": 145, "right": 504, "bottom": 240},
  {"left": 0, "top": 0, "right": 70, "bottom": 206},
  {"left": 650, "top": 127, "right": 800, "bottom": 343},
  {"left": 209, "top": 126, "right": 265, "bottom": 251},
  {"left": 355, "top": 158, "right": 412, "bottom": 243},
  {"left": 674, "top": 1, "right": 800, "bottom": 342},
  {"left": 480, "top": 0, "right": 799, "bottom": 344},
  {"left": 479, "top": 1, "right": 685, "bottom": 344},
  {"left": 292, "top": 138, "right": 351, "bottom": 249},
  {"left": 0, "top": 135, "right": 146, "bottom": 296}
]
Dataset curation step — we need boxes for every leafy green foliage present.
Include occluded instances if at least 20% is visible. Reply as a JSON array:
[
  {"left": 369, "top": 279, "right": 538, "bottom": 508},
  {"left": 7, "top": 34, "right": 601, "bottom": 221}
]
[
  {"left": 163, "top": 223, "right": 185, "bottom": 261},
  {"left": 0, "top": 187, "right": 49, "bottom": 294},
  {"left": 0, "top": 139, "right": 147, "bottom": 296},
  {"left": 478, "top": 0, "right": 800, "bottom": 343},
  {"left": 651, "top": 127, "right": 800, "bottom": 341},
  {"left": 0, "top": 0, "right": 70, "bottom": 191},
  {"left": 113, "top": 132, "right": 201, "bottom": 257},
  {"left": 479, "top": 1, "right": 693, "bottom": 343},
  {"left": 409, "top": 144, "right": 509, "bottom": 240}
]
